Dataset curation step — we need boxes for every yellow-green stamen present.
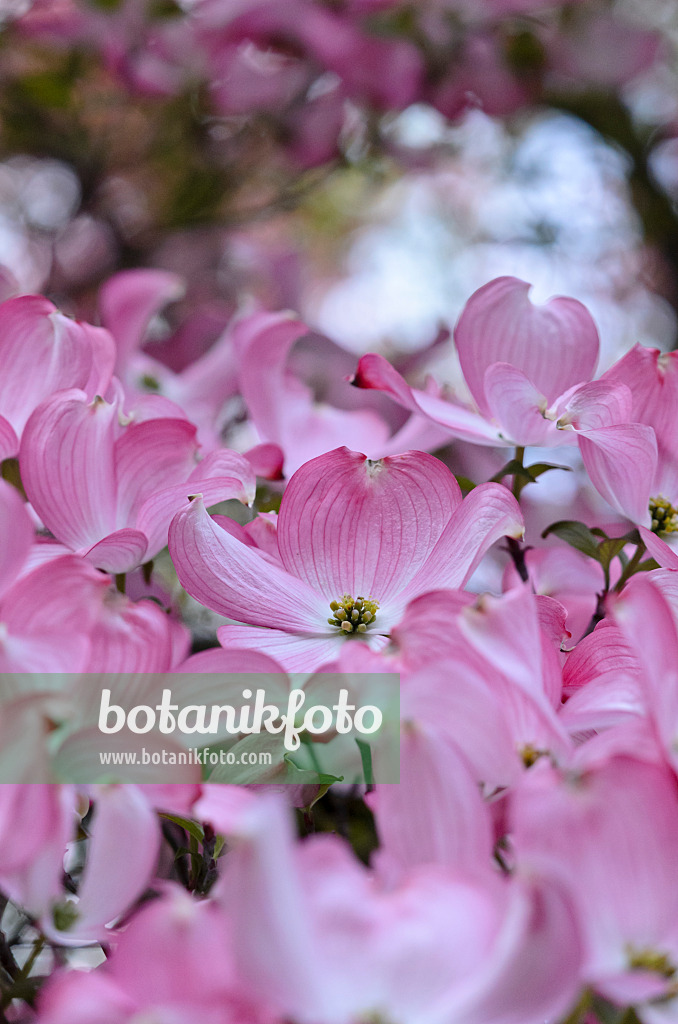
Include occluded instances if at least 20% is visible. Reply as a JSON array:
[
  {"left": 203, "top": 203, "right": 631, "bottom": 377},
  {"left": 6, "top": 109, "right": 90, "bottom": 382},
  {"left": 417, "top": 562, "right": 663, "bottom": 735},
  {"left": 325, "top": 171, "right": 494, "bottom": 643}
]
[
  {"left": 650, "top": 495, "right": 678, "bottom": 535},
  {"left": 328, "top": 594, "right": 379, "bottom": 635},
  {"left": 627, "top": 946, "right": 677, "bottom": 979}
]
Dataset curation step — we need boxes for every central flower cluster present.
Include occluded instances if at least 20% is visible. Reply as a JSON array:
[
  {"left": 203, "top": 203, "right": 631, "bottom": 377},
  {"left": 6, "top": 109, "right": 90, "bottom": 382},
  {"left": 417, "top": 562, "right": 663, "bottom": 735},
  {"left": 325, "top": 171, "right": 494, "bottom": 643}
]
[
  {"left": 328, "top": 594, "right": 379, "bottom": 634},
  {"left": 649, "top": 496, "right": 678, "bottom": 535}
]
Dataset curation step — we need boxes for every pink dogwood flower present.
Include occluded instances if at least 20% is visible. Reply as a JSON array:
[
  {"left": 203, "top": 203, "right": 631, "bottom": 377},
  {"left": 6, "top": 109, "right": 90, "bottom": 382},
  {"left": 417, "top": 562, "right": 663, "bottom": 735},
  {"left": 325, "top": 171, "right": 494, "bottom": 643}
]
[
  {"left": 0, "top": 295, "right": 115, "bottom": 461},
  {"left": 207, "top": 792, "right": 582, "bottom": 1024},
  {"left": 511, "top": 753, "right": 678, "bottom": 1006},
  {"left": 38, "top": 880, "right": 261, "bottom": 1024},
  {"left": 169, "top": 446, "right": 524, "bottom": 670},
  {"left": 352, "top": 277, "right": 656, "bottom": 514},
  {"left": 19, "top": 388, "right": 257, "bottom": 573},
  {"left": 600, "top": 344, "right": 678, "bottom": 568},
  {"left": 234, "top": 311, "right": 450, "bottom": 475}
]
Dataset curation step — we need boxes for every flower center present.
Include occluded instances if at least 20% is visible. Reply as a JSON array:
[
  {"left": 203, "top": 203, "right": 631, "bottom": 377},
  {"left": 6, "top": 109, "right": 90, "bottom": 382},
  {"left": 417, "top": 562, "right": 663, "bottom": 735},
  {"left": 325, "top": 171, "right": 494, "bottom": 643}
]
[
  {"left": 627, "top": 946, "right": 677, "bottom": 980},
  {"left": 328, "top": 594, "right": 379, "bottom": 634},
  {"left": 649, "top": 495, "right": 678, "bottom": 535}
]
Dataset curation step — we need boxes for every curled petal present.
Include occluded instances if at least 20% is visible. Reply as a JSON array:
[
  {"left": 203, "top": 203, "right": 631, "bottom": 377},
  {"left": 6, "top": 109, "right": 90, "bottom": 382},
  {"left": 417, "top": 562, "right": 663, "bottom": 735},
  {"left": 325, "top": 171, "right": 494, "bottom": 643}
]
[
  {"left": 83, "top": 529, "right": 148, "bottom": 574},
  {"left": 554, "top": 380, "right": 633, "bottom": 430},
  {"left": 395, "top": 484, "right": 524, "bottom": 613},
  {"left": 137, "top": 449, "right": 256, "bottom": 559},
  {"left": 20, "top": 390, "right": 119, "bottom": 550},
  {"left": 114, "top": 417, "right": 199, "bottom": 528},
  {"left": 48, "top": 786, "right": 161, "bottom": 945},
  {"left": 577, "top": 423, "right": 657, "bottom": 524},
  {"left": 99, "top": 269, "right": 184, "bottom": 373},
  {"left": 0, "top": 297, "right": 113, "bottom": 438},
  {"left": 169, "top": 496, "right": 327, "bottom": 631},
  {"left": 353, "top": 353, "right": 505, "bottom": 446},
  {"left": 245, "top": 442, "right": 285, "bottom": 480},
  {"left": 455, "top": 277, "right": 599, "bottom": 413},
  {"left": 483, "top": 364, "right": 554, "bottom": 446},
  {"left": 638, "top": 527, "right": 678, "bottom": 570}
]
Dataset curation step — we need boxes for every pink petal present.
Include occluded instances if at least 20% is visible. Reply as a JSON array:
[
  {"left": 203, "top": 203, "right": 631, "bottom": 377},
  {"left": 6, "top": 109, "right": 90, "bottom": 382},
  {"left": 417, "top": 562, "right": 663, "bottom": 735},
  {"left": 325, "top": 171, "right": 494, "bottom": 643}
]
[
  {"left": 511, "top": 755, "right": 678, "bottom": 984},
  {"left": 50, "top": 786, "right": 161, "bottom": 944},
  {"left": 113, "top": 417, "right": 199, "bottom": 528},
  {"left": 218, "top": 793, "right": 328, "bottom": 1020},
  {"left": 216, "top": 623, "right": 374, "bottom": 671},
  {"left": 234, "top": 310, "right": 311, "bottom": 441},
  {"left": 535, "top": 594, "right": 571, "bottom": 649},
  {"left": 390, "top": 590, "right": 476, "bottom": 669},
  {"left": 106, "top": 884, "right": 234, "bottom": 1009},
  {"left": 449, "top": 876, "right": 583, "bottom": 1024},
  {"left": 83, "top": 528, "right": 148, "bottom": 573},
  {"left": 173, "top": 646, "right": 287, "bottom": 673},
  {"left": 80, "top": 323, "right": 116, "bottom": 400},
  {"left": 1, "top": 554, "right": 109, "bottom": 636},
  {"left": 638, "top": 526, "right": 678, "bottom": 570},
  {"left": 353, "top": 353, "right": 506, "bottom": 445},
  {"left": 236, "top": 313, "right": 397, "bottom": 474},
  {"left": 554, "top": 379, "right": 633, "bottom": 430},
  {"left": 20, "top": 390, "right": 119, "bottom": 550},
  {"left": 458, "top": 587, "right": 557, "bottom": 707},
  {"left": 188, "top": 448, "right": 257, "bottom": 499},
  {"left": 99, "top": 268, "right": 184, "bottom": 372},
  {"left": 401, "top": 659, "right": 522, "bottom": 792},
  {"left": 603, "top": 343, "right": 678, "bottom": 434},
  {"left": 577, "top": 423, "right": 657, "bottom": 523},
  {"left": 454, "top": 277, "right": 599, "bottom": 413},
  {"left": 483, "top": 363, "right": 554, "bottom": 446},
  {"left": 395, "top": 483, "right": 524, "bottom": 611},
  {"left": 611, "top": 574, "right": 678, "bottom": 766},
  {"left": 0, "top": 479, "right": 33, "bottom": 601},
  {"left": 277, "top": 447, "right": 462, "bottom": 603},
  {"left": 562, "top": 623, "right": 638, "bottom": 697},
  {"left": 603, "top": 346, "right": 678, "bottom": 494},
  {"left": 368, "top": 724, "right": 494, "bottom": 878},
  {"left": 0, "top": 296, "right": 112, "bottom": 438},
  {"left": 137, "top": 449, "right": 256, "bottom": 559},
  {"left": 85, "top": 593, "right": 182, "bottom": 673},
  {"left": 36, "top": 971, "right": 135, "bottom": 1024},
  {"left": 0, "top": 416, "right": 19, "bottom": 460},
  {"left": 245, "top": 442, "right": 285, "bottom": 480},
  {"left": 169, "top": 495, "right": 328, "bottom": 630}
]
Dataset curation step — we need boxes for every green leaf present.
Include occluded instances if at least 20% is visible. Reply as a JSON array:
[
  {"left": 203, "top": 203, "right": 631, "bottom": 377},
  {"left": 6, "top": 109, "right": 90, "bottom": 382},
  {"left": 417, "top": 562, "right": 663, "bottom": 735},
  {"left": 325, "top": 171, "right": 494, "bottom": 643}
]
[
  {"left": 541, "top": 520, "right": 603, "bottom": 560},
  {"left": 490, "top": 460, "right": 571, "bottom": 485},
  {"left": 149, "top": 0, "right": 184, "bottom": 17},
  {"left": 283, "top": 754, "right": 343, "bottom": 788},
  {"left": 455, "top": 475, "right": 476, "bottom": 493},
  {"left": 159, "top": 812, "right": 204, "bottom": 845},
  {"left": 596, "top": 537, "right": 628, "bottom": 571},
  {"left": 20, "top": 72, "right": 72, "bottom": 109},
  {"left": 636, "top": 558, "right": 660, "bottom": 573},
  {"left": 524, "top": 462, "right": 573, "bottom": 479},
  {"left": 355, "top": 738, "right": 374, "bottom": 787},
  {"left": 304, "top": 781, "right": 335, "bottom": 811}
]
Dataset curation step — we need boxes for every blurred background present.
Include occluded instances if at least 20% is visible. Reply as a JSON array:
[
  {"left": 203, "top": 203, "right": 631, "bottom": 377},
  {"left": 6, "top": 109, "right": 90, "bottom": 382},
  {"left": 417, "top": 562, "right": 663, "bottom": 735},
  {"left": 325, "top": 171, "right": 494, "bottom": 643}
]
[{"left": 1, "top": 0, "right": 677, "bottom": 381}]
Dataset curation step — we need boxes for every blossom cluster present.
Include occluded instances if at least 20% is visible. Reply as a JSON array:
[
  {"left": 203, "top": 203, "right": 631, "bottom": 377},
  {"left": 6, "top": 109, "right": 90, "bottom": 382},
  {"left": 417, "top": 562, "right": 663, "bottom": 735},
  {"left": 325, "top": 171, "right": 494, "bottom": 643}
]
[
  {"left": 11, "top": 0, "right": 661, "bottom": 169},
  {"left": 0, "top": 268, "right": 677, "bottom": 1023}
]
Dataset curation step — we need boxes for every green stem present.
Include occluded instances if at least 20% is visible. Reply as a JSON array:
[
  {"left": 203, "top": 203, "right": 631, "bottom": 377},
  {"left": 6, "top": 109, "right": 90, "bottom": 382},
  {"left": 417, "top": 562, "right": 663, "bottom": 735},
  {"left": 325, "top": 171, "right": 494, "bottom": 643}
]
[
  {"left": 614, "top": 541, "right": 647, "bottom": 592},
  {"left": 16, "top": 936, "right": 44, "bottom": 984},
  {"left": 114, "top": 573, "right": 126, "bottom": 595},
  {"left": 560, "top": 988, "right": 592, "bottom": 1024},
  {"left": 512, "top": 446, "right": 526, "bottom": 499}
]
